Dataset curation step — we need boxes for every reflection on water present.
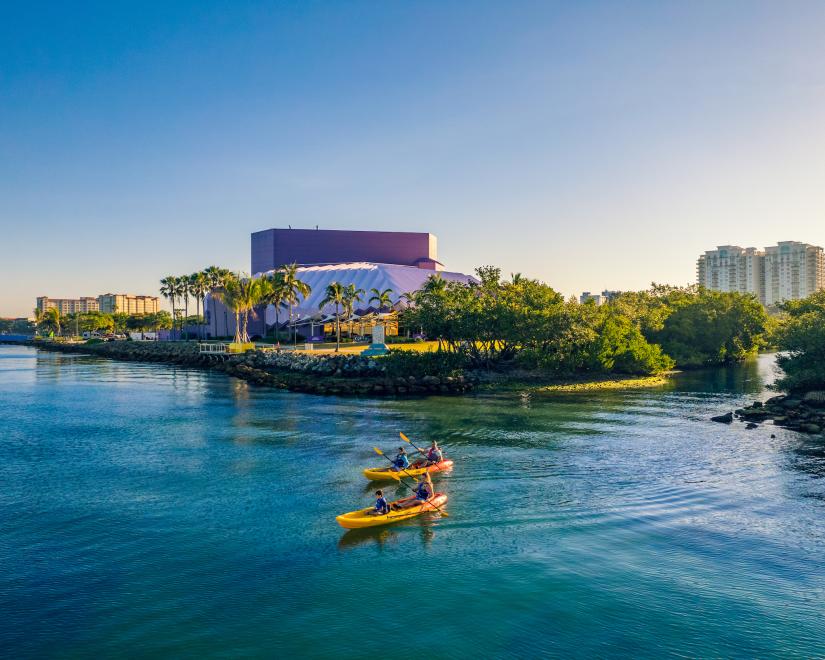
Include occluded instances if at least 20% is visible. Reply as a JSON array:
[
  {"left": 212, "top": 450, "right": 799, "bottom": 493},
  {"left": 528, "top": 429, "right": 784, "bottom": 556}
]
[{"left": 1, "top": 347, "right": 824, "bottom": 657}]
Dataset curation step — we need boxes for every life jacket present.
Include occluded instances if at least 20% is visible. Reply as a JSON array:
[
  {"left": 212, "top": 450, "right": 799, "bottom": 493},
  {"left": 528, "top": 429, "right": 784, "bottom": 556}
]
[{"left": 414, "top": 482, "right": 430, "bottom": 500}]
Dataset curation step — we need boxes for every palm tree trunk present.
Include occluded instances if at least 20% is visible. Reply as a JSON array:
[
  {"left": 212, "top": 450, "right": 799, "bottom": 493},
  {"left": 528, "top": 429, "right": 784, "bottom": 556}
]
[
  {"left": 335, "top": 304, "right": 341, "bottom": 352},
  {"left": 275, "top": 307, "right": 280, "bottom": 348},
  {"left": 234, "top": 310, "right": 241, "bottom": 344},
  {"left": 195, "top": 298, "right": 201, "bottom": 340}
]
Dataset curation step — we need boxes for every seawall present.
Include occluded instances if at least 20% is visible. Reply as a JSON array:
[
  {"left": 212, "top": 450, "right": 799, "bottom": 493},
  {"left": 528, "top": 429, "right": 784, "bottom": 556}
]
[{"left": 30, "top": 341, "right": 476, "bottom": 397}]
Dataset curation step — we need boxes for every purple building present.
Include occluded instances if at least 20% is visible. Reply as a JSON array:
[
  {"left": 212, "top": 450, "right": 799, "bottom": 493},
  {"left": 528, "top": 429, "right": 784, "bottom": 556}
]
[{"left": 251, "top": 228, "right": 442, "bottom": 274}]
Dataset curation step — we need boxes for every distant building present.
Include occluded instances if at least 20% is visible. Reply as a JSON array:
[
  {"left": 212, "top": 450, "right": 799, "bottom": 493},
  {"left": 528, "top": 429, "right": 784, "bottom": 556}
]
[
  {"left": 251, "top": 228, "right": 442, "bottom": 274},
  {"left": 208, "top": 227, "right": 474, "bottom": 339},
  {"left": 579, "top": 290, "right": 622, "bottom": 305},
  {"left": 579, "top": 292, "right": 603, "bottom": 305},
  {"left": 696, "top": 241, "right": 824, "bottom": 305},
  {"left": 97, "top": 294, "right": 160, "bottom": 315},
  {"left": 36, "top": 296, "right": 100, "bottom": 315},
  {"left": 763, "top": 241, "right": 825, "bottom": 306},
  {"left": 36, "top": 294, "right": 159, "bottom": 316}
]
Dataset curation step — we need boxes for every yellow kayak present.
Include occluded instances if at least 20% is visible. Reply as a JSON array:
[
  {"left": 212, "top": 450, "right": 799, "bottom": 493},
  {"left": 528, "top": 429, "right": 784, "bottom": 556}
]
[
  {"left": 336, "top": 493, "right": 448, "bottom": 529},
  {"left": 362, "top": 459, "right": 454, "bottom": 482}
]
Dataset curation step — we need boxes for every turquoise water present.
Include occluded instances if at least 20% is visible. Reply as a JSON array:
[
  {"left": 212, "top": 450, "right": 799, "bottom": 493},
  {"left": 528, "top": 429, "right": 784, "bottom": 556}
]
[{"left": 2, "top": 346, "right": 824, "bottom": 657}]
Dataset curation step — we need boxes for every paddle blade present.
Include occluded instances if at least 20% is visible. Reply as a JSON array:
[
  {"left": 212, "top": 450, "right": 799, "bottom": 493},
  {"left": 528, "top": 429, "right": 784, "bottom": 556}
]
[
  {"left": 373, "top": 446, "right": 384, "bottom": 455},
  {"left": 399, "top": 432, "right": 411, "bottom": 443}
]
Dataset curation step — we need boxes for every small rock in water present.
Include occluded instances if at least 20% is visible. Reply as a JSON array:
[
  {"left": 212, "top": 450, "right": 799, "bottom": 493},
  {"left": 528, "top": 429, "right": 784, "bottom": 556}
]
[
  {"left": 745, "top": 422, "right": 758, "bottom": 429},
  {"left": 711, "top": 412, "right": 734, "bottom": 424}
]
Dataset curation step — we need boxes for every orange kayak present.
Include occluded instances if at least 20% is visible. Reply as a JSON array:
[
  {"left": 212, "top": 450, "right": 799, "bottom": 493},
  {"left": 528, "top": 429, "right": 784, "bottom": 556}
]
[{"left": 362, "top": 460, "right": 454, "bottom": 482}]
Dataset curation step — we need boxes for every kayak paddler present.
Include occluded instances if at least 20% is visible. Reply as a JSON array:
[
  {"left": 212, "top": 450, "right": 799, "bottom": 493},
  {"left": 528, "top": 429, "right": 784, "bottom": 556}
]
[
  {"left": 393, "top": 473, "right": 433, "bottom": 510},
  {"left": 392, "top": 447, "right": 410, "bottom": 471},
  {"left": 367, "top": 489, "right": 390, "bottom": 516},
  {"left": 424, "top": 441, "right": 443, "bottom": 466}
]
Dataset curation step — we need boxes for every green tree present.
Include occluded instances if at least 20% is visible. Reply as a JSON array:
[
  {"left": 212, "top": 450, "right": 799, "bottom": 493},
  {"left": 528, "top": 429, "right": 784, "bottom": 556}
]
[
  {"left": 212, "top": 273, "right": 261, "bottom": 344},
  {"left": 281, "top": 263, "right": 312, "bottom": 346},
  {"left": 39, "top": 307, "right": 61, "bottom": 336},
  {"left": 774, "top": 291, "right": 825, "bottom": 392},
  {"left": 320, "top": 282, "right": 346, "bottom": 352},
  {"left": 259, "top": 270, "right": 289, "bottom": 345},
  {"left": 203, "top": 266, "right": 231, "bottom": 338},
  {"left": 188, "top": 272, "right": 208, "bottom": 340},
  {"left": 343, "top": 284, "right": 364, "bottom": 338},
  {"left": 159, "top": 276, "right": 180, "bottom": 330}
]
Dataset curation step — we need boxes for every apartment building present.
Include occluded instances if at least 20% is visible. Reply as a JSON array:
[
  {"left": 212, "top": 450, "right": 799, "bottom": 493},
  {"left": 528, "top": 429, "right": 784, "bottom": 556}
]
[
  {"left": 763, "top": 241, "right": 825, "bottom": 306},
  {"left": 696, "top": 241, "right": 824, "bottom": 305},
  {"left": 36, "top": 296, "right": 100, "bottom": 315},
  {"left": 579, "top": 290, "right": 622, "bottom": 305},
  {"left": 97, "top": 294, "right": 159, "bottom": 315},
  {"left": 36, "top": 294, "right": 160, "bottom": 316}
]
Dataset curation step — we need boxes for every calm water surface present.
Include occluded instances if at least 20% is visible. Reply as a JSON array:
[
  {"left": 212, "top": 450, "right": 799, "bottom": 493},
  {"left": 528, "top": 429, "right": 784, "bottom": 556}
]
[{"left": 1, "top": 346, "right": 824, "bottom": 658}]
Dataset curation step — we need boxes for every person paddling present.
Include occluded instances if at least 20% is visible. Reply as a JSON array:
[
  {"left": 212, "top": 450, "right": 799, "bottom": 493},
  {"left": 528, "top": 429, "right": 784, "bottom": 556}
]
[
  {"left": 367, "top": 489, "right": 390, "bottom": 516},
  {"left": 392, "top": 447, "right": 410, "bottom": 472},
  {"left": 393, "top": 473, "right": 433, "bottom": 510},
  {"left": 424, "top": 441, "right": 443, "bottom": 466}
]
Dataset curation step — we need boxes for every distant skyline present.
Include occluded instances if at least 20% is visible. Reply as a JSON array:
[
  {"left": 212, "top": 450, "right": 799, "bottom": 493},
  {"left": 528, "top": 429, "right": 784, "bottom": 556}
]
[{"left": 2, "top": 1, "right": 825, "bottom": 317}]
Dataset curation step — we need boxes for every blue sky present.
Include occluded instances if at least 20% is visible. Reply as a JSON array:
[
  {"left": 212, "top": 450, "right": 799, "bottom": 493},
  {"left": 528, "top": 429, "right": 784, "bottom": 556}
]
[{"left": 2, "top": 1, "right": 824, "bottom": 316}]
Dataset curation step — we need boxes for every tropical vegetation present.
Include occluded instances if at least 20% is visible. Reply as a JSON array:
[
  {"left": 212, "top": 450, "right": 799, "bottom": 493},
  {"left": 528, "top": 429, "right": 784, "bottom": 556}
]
[
  {"left": 773, "top": 291, "right": 825, "bottom": 392},
  {"left": 402, "top": 268, "right": 769, "bottom": 377}
]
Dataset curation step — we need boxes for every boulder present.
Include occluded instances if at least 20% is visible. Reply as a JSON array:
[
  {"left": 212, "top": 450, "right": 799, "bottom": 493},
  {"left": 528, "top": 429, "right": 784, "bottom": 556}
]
[
  {"left": 711, "top": 412, "right": 734, "bottom": 424},
  {"left": 802, "top": 391, "right": 825, "bottom": 408}
]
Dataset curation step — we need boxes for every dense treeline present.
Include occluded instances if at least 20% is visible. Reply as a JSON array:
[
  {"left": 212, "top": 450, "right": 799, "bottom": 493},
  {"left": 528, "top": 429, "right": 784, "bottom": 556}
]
[
  {"left": 774, "top": 291, "right": 825, "bottom": 392},
  {"left": 32, "top": 309, "right": 174, "bottom": 337},
  {"left": 402, "top": 267, "right": 770, "bottom": 377}
]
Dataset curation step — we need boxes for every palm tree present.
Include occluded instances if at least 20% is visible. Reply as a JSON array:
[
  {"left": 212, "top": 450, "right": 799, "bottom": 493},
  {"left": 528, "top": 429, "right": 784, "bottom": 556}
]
[
  {"left": 159, "top": 276, "right": 178, "bottom": 327},
  {"left": 421, "top": 274, "right": 446, "bottom": 295},
  {"left": 188, "top": 272, "right": 208, "bottom": 339},
  {"left": 39, "top": 307, "right": 61, "bottom": 336},
  {"left": 212, "top": 273, "right": 262, "bottom": 345},
  {"left": 179, "top": 276, "right": 191, "bottom": 337},
  {"left": 398, "top": 292, "right": 416, "bottom": 337},
  {"left": 369, "top": 287, "right": 393, "bottom": 311},
  {"left": 343, "top": 284, "right": 364, "bottom": 340},
  {"left": 369, "top": 287, "right": 394, "bottom": 336},
  {"left": 282, "top": 263, "right": 312, "bottom": 346},
  {"left": 213, "top": 274, "right": 244, "bottom": 344},
  {"left": 260, "top": 270, "right": 289, "bottom": 346},
  {"left": 203, "top": 266, "right": 230, "bottom": 338},
  {"left": 33, "top": 308, "right": 44, "bottom": 335},
  {"left": 319, "top": 282, "right": 346, "bottom": 352}
]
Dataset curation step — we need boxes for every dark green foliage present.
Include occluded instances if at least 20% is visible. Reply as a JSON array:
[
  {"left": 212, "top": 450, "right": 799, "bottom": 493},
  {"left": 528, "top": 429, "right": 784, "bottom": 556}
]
[
  {"left": 613, "top": 285, "right": 768, "bottom": 367},
  {"left": 402, "top": 271, "right": 768, "bottom": 376},
  {"left": 378, "top": 350, "right": 467, "bottom": 379},
  {"left": 774, "top": 291, "right": 825, "bottom": 392},
  {"left": 403, "top": 268, "right": 676, "bottom": 376}
]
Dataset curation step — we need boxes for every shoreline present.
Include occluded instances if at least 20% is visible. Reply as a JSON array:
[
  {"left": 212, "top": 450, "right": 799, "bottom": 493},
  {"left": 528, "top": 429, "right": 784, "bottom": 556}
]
[
  {"left": 18, "top": 340, "right": 682, "bottom": 398},
  {"left": 25, "top": 340, "right": 476, "bottom": 397}
]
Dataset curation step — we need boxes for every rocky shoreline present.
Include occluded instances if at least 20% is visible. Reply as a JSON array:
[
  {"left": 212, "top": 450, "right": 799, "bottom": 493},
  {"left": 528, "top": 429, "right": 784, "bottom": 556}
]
[
  {"left": 30, "top": 340, "right": 477, "bottom": 396},
  {"left": 712, "top": 391, "right": 825, "bottom": 435}
]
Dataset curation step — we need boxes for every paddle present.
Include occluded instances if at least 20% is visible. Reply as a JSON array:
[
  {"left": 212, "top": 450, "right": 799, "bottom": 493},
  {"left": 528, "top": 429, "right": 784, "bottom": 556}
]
[
  {"left": 399, "top": 432, "right": 444, "bottom": 466},
  {"left": 372, "top": 447, "right": 449, "bottom": 517}
]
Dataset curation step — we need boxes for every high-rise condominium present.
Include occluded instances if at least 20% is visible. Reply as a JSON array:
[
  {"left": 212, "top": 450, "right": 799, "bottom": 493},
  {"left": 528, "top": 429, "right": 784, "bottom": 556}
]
[{"left": 696, "top": 241, "right": 825, "bottom": 305}]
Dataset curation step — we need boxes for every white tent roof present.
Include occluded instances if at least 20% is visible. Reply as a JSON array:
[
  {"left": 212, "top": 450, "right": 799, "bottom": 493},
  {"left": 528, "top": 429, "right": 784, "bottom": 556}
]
[{"left": 255, "top": 262, "right": 476, "bottom": 317}]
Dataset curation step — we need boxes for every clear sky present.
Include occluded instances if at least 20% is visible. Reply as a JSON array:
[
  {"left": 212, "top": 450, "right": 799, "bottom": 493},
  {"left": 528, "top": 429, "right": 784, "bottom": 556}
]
[{"left": 2, "top": 1, "right": 824, "bottom": 317}]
